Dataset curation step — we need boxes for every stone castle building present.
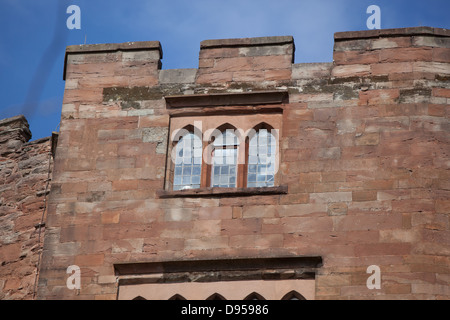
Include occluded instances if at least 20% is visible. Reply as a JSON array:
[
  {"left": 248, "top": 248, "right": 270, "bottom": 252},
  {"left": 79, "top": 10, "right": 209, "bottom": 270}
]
[{"left": 0, "top": 26, "right": 449, "bottom": 299}]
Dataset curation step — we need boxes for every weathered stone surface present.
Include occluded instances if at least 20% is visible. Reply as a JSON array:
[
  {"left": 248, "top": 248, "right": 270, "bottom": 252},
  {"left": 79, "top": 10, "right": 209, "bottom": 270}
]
[
  {"left": 0, "top": 116, "right": 52, "bottom": 300},
  {"left": 292, "top": 63, "right": 332, "bottom": 79},
  {"left": 141, "top": 127, "right": 168, "bottom": 154},
  {"left": 354, "top": 132, "right": 380, "bottom": 146},
  {"left": 159, "top": 69, "right": 197, "bottom": 84},
  {"left": 4, "top": 27, "right": 450, "bottom": 301}
]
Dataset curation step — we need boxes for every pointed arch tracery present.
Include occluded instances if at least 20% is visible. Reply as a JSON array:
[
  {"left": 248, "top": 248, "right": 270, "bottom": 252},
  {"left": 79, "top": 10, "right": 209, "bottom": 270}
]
[
  {"left": 281, "top": 290, "right": 306, "bottom": 300},
  {"left": 206, "top": 293, "right": 227, "bottom": 300},
  {"left": 246, "top": 122, "right": 277, "bottom": 188},
  {"left": 172, "top": 124, "right": 202, "bottom": 191},
  {"left": 209, "top": 123, "right": 240, "bottom": 188},
  {"left": 243, "top": 292, "right": 266, "bottom": 300},
  {"left": 168, "top": 294, "right": 187, "bottom": 300}
]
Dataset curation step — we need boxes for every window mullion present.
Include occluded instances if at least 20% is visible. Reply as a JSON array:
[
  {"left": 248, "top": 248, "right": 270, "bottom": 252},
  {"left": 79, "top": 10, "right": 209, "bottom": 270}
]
[
  {"left": 237, "top": 140, "right": 248, "bottom": 188},
  {"left": 201, "top": 139, "right": 210, "bottom": 188}
]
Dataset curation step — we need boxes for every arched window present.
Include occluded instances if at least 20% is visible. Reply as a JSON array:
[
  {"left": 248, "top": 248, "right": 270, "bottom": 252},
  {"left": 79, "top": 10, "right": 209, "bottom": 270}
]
[
  {"left": 243, "top": 292, "right": 266, "bottom": 300},
  {"left": 168, "top": 117, "right": 280, "bottom": 191},
  {"left": 173, "top": 130, "right": 202, "bottom": 191},
  {"left": 168, "top": 294, "right": 187, "bottom": 300},
  {"left": 206, "top": 293, "right": 227, "bottom": 300},
  {"left": 281, "top": 290, "right": 306, "bottom": 300},
  {"left": 247, "top": 127, "right": 277, "bottom": 188},
  {"left": 211, "top": 128, "right": 239, "bottom": 188}
]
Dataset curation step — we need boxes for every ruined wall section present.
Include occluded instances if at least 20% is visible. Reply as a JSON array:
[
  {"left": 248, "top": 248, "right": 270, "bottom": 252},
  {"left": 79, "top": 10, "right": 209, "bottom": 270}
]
[
  {"left": 37, "top": 27, "right": 449, "bottom": 300},
  {"left": 0, "top": 115, "right": 52, "bottom": 299}
]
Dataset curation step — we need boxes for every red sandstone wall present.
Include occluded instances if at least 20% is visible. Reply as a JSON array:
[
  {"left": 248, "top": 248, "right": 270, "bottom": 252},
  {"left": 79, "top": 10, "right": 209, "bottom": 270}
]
[
  {"left": 37, "top": 27, "right": 449, "bottom": 300},
  {"left": 0, "top": 116, "right": 52, "bottom": 299}
]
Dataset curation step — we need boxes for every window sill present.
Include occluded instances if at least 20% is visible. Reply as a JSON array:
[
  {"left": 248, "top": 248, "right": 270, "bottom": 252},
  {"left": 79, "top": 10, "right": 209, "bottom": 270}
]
[{"left": 156, "top": 185, "right": 287, "bottom": 198}]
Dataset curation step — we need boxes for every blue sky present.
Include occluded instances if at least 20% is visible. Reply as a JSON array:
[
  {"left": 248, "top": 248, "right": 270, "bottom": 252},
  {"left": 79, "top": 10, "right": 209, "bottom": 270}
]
[{"left": 0, "top": 0, "right": 449, "bottom": 140}]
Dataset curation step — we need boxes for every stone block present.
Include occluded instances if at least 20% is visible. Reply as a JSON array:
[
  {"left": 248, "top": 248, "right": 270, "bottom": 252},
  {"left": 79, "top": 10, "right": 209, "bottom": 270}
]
[
  {"left": 122, "top": 50, "right": 160, "bottom": 62},
  {"left": 379, "top": 47, "right": 433, "bottom": 62},
  {"left": 412, "top": 36, "right": 450, "bottom": 48},
  {"left": 365, "top": 116, "right": 409, "bottom": 132},
  {"left": 337, "top": 119, "right": 362, "bottom": 134},
  {"left": 159, "top": 69, "right": 197, "bottom": 84},
  {"left": 53, "top": 242, "right": 81, "bottom": 257},
  {"left": 337, "top": 213, "right": 401, "bottom": 232},
  {"left": 359, "top": 88, "right": 400, "bottom": 105},
  {"left": 242, "top": 205, "right": 278, "bottom": 218},
  {"left": 432, "top": 48, "right": 450, "bottom": 62},
  {"left": 264, "top": 69, "right": 292, "bottom": 80},
  {"left": 195, "top": 71, "right": 233, "bottom": 84},
  {"left": 278, "top": 203, "right": 327, "bottom": 217},
  {"left": 352, "top": 190, "right": 377, "bottom": 202},
  {"left": 333, "top": 50, "right": 379, "bottom": 65},
  {"left": 315, "top": 147, "right": 341, "bottom": 160},
  {"left": 184, "top": 236, "right": 229, "bottom": 250},
  {"left": 74, "top": 254, "right": 104, "bottom": 267},
  {"left": 371, "top": 37, "right": 412, "bottom": 49},
  {"left": 252, "top": 55, "right": 292, "bottom": 70},
  {"left": 239, "top": 44, "right": 292, "bottom": 57},
  {"left": 331, "top": 64, "right": 370, "bottom": 77},
  {"left": 317, "top": 274, "right": 352, "bottom": 287},
  {"left": 333, "top": 39, "right": 372, "bottom": 52},
  {"left": 327, "top": 202, "right": 348, "bottom": 216},
  {"left": 413, "top": 61, "right": 450, "bottom": 74},
  {"left": 141, "top": 127, "right": 168, "bottom": 154},
  {"left": 355, "top": 132, "right": 380, "bottom": 146},
  {"left": 379, "top": 229, "right": 418, "bottom": 243},
  {"left": 164, "top": 208, "right": 194, "bottom": 222},
  {"left": 198, "top": 207, "right": 232, "bottom": 220},
  {"left": 232, "top": 70, "right": 265, "bottom": 82},
  {"left": 212, "top": 57, "right": 253, "bottom": 72},
  {"left": 432, "top": 88, "right": 450, "bottom": 98},
  {"left": 101, "top": 211, "right": 121, "bottom": 224},
  {"left": 310, "top": 192, "right": 352, "bottom": 204},
  {"left": 198, "top": 58, "right": 214, "bottom": 68},
  {"left": 199, "top": 47, "right": 240, "bottom": 59},
  {"left": 232, "top": 206, "right": 243, "bottom": 219},
  {"left": 220, "top": 219, "right": 261, "bottom": 235},
  {"left": 371, "top": 62, "right": 413, "bottom": 75},
  {"left": 354, "top": 243, "right": 411, "bottom": 256},
  {"left": 112, "top": 180, "right": 139, "bottom": 191},
  {"left": 321, "top": 171, "right": 347, "bottom": 182},
  {"left": 292, "top": 63, "right": 332, "bottom": 79},
  {"left": 280, "top": 216, "right": 333, "bottom": 233},
  {"left": 229, "top": 234, "right": 283, "bottom": 248}
]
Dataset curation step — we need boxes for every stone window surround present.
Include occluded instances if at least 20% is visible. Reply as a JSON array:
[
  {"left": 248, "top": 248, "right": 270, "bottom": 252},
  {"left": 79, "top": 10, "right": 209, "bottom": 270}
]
[
  {"left": 159, "top": 90, "right": 288, "bottom": 198},
  {"left": 115, "top": 256, "right": 321, "bottom": 300}
]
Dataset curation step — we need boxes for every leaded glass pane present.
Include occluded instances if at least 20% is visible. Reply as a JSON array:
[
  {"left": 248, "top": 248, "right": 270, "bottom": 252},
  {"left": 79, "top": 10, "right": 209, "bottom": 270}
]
[
  {"left": 247, "top": 129, "right": 276, "bottom": 188},
  {"left": 173, "top": 133, "right": 202, "bottom": 190},
  {"left": 211, "top": 130, "right": 238, "bottom": 188}
]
